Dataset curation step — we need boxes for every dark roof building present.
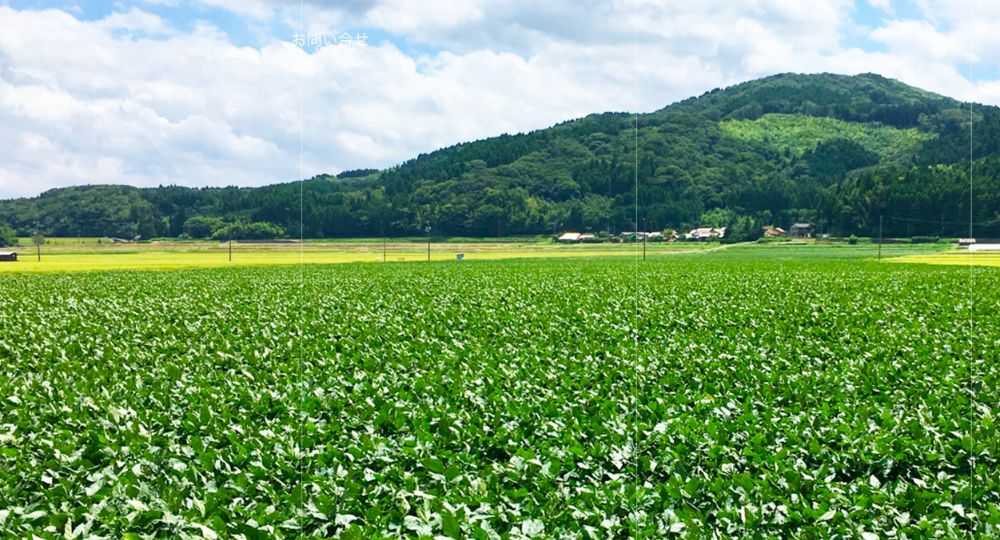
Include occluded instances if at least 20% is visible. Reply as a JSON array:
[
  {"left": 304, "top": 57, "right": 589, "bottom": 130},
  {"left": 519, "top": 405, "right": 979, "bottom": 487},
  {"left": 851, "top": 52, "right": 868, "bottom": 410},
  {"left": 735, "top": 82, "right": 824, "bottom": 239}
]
[{"left": 789, "top": 223, "right": 813, "bottom": 238}]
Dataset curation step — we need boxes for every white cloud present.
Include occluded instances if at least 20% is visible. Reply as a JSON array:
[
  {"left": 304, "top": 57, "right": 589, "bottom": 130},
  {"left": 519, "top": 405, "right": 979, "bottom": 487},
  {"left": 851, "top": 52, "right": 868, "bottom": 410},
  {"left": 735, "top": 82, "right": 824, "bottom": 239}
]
[
  {"left": 871, "top": 19, "right": 974, "bottom": 63},
  {"left": 97, "top": 7, "right": 174, "bottom": 35},
  {"left": 0, "top": 6, "right": 302, "bottom": 197},
  {"left": 867, "top": 0, "right": 894, "bottom": 14},
  {"left": 0, "top": 1, "right": 999, "bottom": 199},
  {"left": 364, "top": 0, "right": 485, "bottom": 34}
]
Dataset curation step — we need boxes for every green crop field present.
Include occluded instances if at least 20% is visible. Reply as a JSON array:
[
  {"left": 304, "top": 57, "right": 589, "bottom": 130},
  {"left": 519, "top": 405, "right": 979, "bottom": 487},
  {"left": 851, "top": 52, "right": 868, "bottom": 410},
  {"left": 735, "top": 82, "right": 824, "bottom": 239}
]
[{"left": 0, "top": 252, "right": 997, "bottom": 538}]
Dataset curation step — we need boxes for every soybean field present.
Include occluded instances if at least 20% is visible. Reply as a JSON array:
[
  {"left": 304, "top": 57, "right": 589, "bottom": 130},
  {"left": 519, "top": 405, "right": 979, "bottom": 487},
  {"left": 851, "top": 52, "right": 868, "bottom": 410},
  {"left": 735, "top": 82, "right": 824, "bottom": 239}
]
[{"left": 0, "top": 254, "right": 997, "bottom": 538}]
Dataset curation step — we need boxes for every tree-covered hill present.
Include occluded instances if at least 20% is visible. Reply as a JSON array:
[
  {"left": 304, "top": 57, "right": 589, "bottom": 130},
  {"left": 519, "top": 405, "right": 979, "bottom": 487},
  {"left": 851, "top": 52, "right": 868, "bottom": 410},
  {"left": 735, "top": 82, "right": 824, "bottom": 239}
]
[{"left": 2, "top": 72, "right": 999, "bottom": 240}]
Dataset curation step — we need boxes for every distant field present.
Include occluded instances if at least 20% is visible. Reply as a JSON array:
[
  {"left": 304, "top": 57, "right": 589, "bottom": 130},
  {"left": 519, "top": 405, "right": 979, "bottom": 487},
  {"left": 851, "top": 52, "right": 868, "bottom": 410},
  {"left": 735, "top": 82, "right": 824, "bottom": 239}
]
[
  {"left": 15, "top": 237, "right": 104, "bottom": 246},
  {"left": 888, "top": 250, "right": 1000, "bottom": 268},
  {"left": 0, "top": 239, "right": 717, "bottom": 273},
  {"left": 705, "top": 241, "right": 952, "bottom": 261},
  {"left": 305, "top": 235, "right": 555, "bottom": 244},
  {"left": 0, "top": 238, "right": 970, "bottom": 274}
]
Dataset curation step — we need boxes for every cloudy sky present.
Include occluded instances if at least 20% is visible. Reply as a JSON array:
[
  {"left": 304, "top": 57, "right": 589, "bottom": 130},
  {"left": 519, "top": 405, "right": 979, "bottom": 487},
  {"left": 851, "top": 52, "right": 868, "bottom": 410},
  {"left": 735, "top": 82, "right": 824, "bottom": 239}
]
[{"left": 0, "top": 0, "right": 997, "bottom": 198}]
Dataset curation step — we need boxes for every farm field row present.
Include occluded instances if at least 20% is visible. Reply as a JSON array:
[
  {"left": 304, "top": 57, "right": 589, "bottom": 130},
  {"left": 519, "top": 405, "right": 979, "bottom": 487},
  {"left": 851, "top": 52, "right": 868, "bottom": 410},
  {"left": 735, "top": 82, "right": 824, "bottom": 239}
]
[
  {"left": 0, "top": 241, "right": 719, "bottom": 273},
  {"left": 0, "top": 240, "right": 959, "bottom": 273},
  {"left": 0, "top": 254, "right": 996, "bottom": 537},
  {"left": 887, "top": 251, "right": 1000, "bottom": 268}
]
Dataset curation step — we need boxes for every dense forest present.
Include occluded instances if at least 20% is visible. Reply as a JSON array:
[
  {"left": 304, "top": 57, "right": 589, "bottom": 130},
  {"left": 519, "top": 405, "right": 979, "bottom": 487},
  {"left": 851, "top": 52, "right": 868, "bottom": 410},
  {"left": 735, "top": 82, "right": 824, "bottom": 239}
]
[{"left": 2, "top": 72, "right": 999, "bottom": 240}]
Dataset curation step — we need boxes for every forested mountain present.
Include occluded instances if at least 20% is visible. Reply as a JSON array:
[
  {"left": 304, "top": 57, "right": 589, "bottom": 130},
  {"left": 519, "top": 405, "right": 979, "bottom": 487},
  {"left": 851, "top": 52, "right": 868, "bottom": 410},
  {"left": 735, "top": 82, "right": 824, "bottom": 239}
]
[{"left": 2, "top": 72, "right": 999, "bottom": 240}]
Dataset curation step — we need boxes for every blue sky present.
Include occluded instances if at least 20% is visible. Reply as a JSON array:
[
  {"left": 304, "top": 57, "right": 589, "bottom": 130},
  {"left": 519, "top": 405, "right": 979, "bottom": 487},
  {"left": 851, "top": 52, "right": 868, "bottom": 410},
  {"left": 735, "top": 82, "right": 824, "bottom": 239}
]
[{"left": 0, "top": 0, "right": 998, "bottom": 198}]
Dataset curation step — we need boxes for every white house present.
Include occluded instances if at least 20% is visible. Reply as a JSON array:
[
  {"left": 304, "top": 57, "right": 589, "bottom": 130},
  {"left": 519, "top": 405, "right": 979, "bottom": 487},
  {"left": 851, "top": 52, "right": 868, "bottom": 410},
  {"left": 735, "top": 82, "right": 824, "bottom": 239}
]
[{"left": 685, "top": 227, "right": 727, "bottom": 241}]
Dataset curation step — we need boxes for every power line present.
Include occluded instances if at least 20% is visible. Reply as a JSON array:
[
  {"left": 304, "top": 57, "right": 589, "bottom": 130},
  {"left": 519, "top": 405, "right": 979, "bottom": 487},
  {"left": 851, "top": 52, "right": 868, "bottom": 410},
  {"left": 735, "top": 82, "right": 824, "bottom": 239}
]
[{"left": 885, "top": 215, "right": 991, "bottom": 227}]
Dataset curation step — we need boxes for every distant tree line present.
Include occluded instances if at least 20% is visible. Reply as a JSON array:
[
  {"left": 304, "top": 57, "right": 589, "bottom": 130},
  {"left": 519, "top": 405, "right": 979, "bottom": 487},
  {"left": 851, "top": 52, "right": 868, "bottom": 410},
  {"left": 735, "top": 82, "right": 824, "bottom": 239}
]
[
  {"left": 181, "top": 216, "right": 286, "bottom": 240},
  {"left": 0, "top": 222, "right": 15, "bottom": 247}
]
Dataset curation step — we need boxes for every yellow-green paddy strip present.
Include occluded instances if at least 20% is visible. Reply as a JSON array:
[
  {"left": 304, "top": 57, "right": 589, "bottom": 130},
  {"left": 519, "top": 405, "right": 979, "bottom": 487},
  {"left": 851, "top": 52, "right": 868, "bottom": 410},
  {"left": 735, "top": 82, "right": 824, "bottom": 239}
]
[
  {"left": 0, "top": 241, "right": 712, "bottom": 273},
  {"left": 887, "top": 250, "right": 1000, "bottom": 268}
]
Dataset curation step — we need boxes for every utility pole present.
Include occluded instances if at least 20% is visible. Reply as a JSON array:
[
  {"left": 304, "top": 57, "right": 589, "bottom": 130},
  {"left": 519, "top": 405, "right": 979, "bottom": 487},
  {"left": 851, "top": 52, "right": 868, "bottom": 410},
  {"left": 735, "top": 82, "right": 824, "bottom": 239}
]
[
  {"left": 426, "top": 225, "right": 431, "bottom": 262},
  {"left": 382, "top": 220, "right": 386, "bottom": 263},
  {"left": 229, "top": 238, "right": 232, "bottom": 262},
  {"left": 877, "top": 215, "right": 883, "bottom": 262},
  {"left": 32, "top": 228, "right": 41, "bottom": 262},
  {"left": 642, "top": 218, "right": 647, "bottom": 261}
]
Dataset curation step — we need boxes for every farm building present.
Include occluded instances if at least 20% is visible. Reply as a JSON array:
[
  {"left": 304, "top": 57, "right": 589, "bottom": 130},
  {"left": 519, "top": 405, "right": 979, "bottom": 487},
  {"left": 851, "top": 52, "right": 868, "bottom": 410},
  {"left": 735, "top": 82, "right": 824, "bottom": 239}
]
[
  {"left": 578, "top": 233, "right": 600, "bottom": 243},
  {"left": 764, "top": 226, "right": 786, "bottom": 238},
  {"left": 958, "top": 238, "right": 977, "bottom": 247},
  {"left": 789, "top": 223, "right": 813, "bottom": 238},
  {"left": 0, "top": 252, "right": 17, "bottom": 262},
  {"left": 685, "top": 227, "right": 727, "bottom": 241},
  {"left": 619, "top": 231, "right": 656, "bottom": 242},
  {"left": 557, "top": 232, "right": 582, "bottom": 243}
]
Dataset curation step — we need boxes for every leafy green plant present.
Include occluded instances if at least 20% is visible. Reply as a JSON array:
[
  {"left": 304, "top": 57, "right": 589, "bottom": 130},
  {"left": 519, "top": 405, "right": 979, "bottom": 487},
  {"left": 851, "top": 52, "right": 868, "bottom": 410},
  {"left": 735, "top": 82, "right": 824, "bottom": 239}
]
[{"left": 0, "top": 256, "right": 995, "bottom": 537}]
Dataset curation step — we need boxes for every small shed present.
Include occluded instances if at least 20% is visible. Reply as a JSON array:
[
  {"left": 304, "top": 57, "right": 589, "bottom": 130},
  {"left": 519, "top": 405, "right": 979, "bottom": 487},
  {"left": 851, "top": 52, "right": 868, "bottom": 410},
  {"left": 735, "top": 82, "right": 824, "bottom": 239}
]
[
  {"left": 557, "top": 232, "right": 582, "bottom": 243},
  {"left": 789, "top": 223, "right": 813, "bottom": 238},
  {"left": 763, "top": 226, "right": 786, "bottom": 238},
  {"left": 958, "top": 238, "right": 977, "bottom": 247},
  {"left": 0, "top": 252, "right": 17, "bottom": 262}
]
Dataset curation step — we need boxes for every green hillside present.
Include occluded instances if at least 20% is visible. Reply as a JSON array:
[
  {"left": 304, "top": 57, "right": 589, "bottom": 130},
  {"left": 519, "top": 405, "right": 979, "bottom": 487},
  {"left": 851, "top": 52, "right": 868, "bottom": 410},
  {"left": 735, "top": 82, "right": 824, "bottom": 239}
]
[{"left": 2, "top": 72, "right": 999, "bottom": 240}]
